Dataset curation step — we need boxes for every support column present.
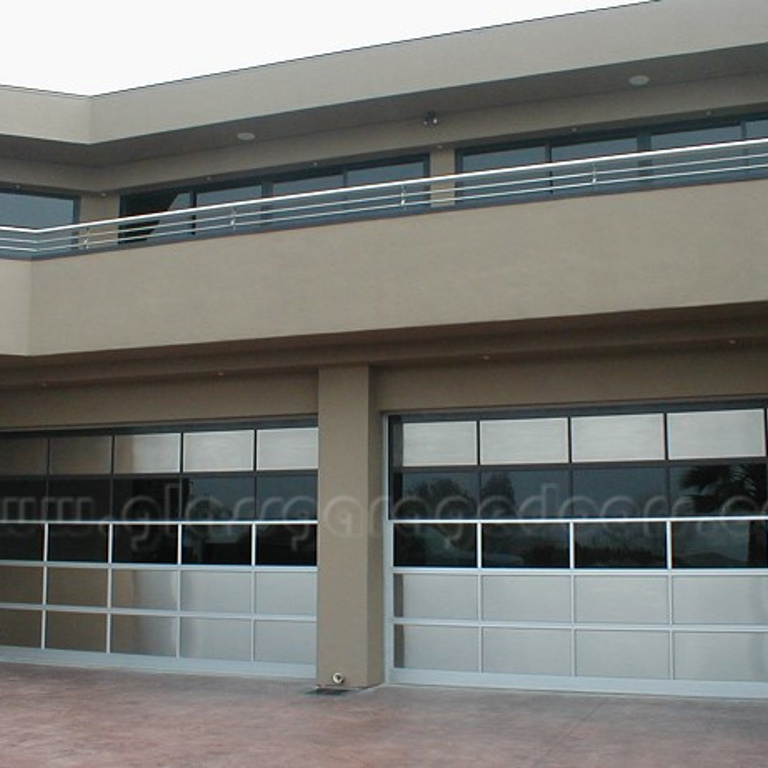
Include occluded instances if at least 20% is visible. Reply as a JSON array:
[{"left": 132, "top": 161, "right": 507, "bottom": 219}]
[{"left": 316, "top": 365, "right": 383, "bottom": 688}]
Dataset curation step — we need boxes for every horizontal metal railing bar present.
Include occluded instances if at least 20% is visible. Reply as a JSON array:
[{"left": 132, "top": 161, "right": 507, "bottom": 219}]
[{"left": 0, "top": 138, "right": 767, "bottom": 256}]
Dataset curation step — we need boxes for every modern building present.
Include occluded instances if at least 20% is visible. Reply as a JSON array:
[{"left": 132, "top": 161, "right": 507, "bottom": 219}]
[{"left": 1, "top": 0, "right": 767, "bottom": 698}]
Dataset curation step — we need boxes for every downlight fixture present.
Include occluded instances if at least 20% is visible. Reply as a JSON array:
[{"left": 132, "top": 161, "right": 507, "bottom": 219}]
[{"left": 628, "top": 74, "right": 651, "bottom": 87}]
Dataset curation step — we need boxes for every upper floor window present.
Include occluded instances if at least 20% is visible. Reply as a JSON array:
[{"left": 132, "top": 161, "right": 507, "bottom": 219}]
[
  {"left": 0, "top": 190, "right": 77, "bottom": 229},
  {"left": 120, "top": 156, "right": 429, "bottom": 242}
]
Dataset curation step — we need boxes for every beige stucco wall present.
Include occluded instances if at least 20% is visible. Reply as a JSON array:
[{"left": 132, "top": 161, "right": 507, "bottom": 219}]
[
  {"left": 0, "top": 259, "right": 31, "bottom": 355},
  {"left": 24, "top": 177, "right": 768, "bottom": 356}
]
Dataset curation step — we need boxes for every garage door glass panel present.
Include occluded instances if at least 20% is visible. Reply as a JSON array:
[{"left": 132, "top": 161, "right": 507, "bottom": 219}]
[
  {"left": 670, "top": 463, "right": 767, "bottom": 516},
  {"left": 394, "top": 523, "right": 476, "bottom": 567},
  {"left": 393, "top": 472, "right": 478, "bottom": 519},
  {"left": 479, "top": 469, "right": 569, "bottom": 519},
  {"left": 575, "top": 522, "right": 666, "bottom": 568},
  {"left": 673, "top": 520, "right": 767, "bottom": 568},
  {"left": 571, "top": 467, "right": 667, "bottom": 518},
  {"left": 483, "top": 523, "right": 569, "bottom": 568}
]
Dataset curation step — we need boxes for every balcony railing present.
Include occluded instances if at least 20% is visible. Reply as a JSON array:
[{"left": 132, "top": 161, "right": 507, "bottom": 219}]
[{"left": 1, "top": 137, "right": 767, "bottom": 259}]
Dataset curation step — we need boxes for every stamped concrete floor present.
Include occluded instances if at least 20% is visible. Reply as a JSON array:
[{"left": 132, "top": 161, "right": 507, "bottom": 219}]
[{"left": 0, "top": 663, "right": 767, "bottom": 768}]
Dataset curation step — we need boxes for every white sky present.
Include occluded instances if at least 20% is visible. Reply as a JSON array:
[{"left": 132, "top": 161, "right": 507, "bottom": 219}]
[{"left": 1, "top": 1, "right": 647, "bottom": 94}]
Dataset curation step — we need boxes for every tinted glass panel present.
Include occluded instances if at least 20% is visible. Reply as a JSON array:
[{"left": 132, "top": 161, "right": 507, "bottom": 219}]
[
  {"left": 120, "top": 191, "right": 193, "bottom": 243},
  {"left": 0, "top": 479, "right": 46, "bottom": 521},
  {"left": 0, "top": 438, "right": 48, "bottom": 475},
  {"left": 393, "top": 472, "right": 478, "bottom": 520},
  {"left": 256, "top": 524, "right": 316, "bottom": 566},
  {"left": 181, "top": 524, "right": 252, "bottom": 565},
  {"left": 571, "top": 467, "right": 667, "bottom": 518},
  {"left": 460, "top": 146, "right": 549, "bottom": 203},
  {"left": 256, "top": 474, "right": 317, "bottom": 520},
  {"left": 270, "top": 174, "right": 344, "bottom": 226},
  {"left": 46, "top": 478, "right": 111, "bottom": 522},
  {"left": 183, "top": 476, "right": 255, "bottom": 521},
  {"left": 394, "top": 523, "right": 477, "bottom": 567},
  {"left": 48, "top": 524, "right": 108, "bottom": 562},
  {"left": 575, "top": 522, "right": 666, "bottom": 568},
  {"left": 0, "top": 192, "right": 76, "bottom": 228},
  {"left": 483, "top": 523, "right": 570, "bottom": 568},
  {"left": 113, "top": 525, "right": 178, "bottom": 564},
  {"left": 346, "top": 161, "right": 428, "bottom": 213},
  {"left": 670, "top": 464, "right": 767, "bottom": 517},
  {"left": 0, "top": 524, "right": 44, "bottom": 560},
  {"left": 113, "top": 478, "right": 181, "bottom": 521},
  {"left": 673, "top": 520, "right": 767, "bottom": 568},
  {"left": 746, "top": 119, "right": 768, "bottom": 139},
  {"left": 479, "top": 470, "right": 569, "bottom": 519},
  {"left": 552, "top": 138, "right": 638, "bottom": 192}
]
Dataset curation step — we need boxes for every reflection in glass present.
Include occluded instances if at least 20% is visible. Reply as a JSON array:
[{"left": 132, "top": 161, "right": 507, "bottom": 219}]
[
  {"left": 551, "top": 137, "right": 638, "bottom": 193},
  {"left": 479, "top": 470, "right": 569, "bottom": 519},
  {"left": 483, "top": 524, "right": 570, "bottom": 568},
  {"left": 671, "top": 464, "right": 767, "bottom": 516},
  {"left": 46, "top": 478, "right": 111, "bottom": 521},
  {"left": 256, "top": 474, "right": 317, "bottom": 520},
  {"left": 113, "top": 478, "right": 181, "bottom": 521},
  {"left": 181, "top": 524, "right": 252, "bottom": 565},
  {"left": 48, "top": 525, "right": 108, "bottom": 562},
  {"left": 0, "top": 524, "right": 44, "bottom": 560},
  {"left": 393, "top": 472, "right": 478, "bottom": 520},
  {"left": 394, "top": 523, "right": 477, "bottom": 568},
  {"left": 183, "top": 476, "right": 255, "bottom": 521},
  {"left": 673, "top": 521, "right": 767, "bottom": 568},
  {"left": 120, "top": 190, "right": 193, "bottom": 243},
  {"left": 575, "top": 522, "right": 666, "bottom": 568},
  {"left": 0, "top": 479, "right": 46, "bottom": 521},
  {"left": 256, "top": 524, "right": 316, "bottom": 566},
  {"left": 0, "top": 192, "right": 76, "bottom": 229},
  {"left": 113, "top": 525, "right": 178, "bottom": 564},
  {"left": 571, "top": 467, "right": 667, "bottom": 518}
]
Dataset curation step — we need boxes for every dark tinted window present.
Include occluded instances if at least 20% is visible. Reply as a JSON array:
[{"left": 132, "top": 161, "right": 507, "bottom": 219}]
[
  {"left": 183, "top": 476, "right": 255, "bottom": 521},
  {"left": 479, "top": 470, "right": 569, "bottom": 519},
  {"left": 48, "top": 525, "right": 108, "bottom": 562},
  {"left": 670, "top": 464, "right": 767, "bottom": 517},
  {"left": 181, "top": 524, "right": 252, "bottom": 565},
  {"left": 394, "top": 523, "right": 477, "bottom": 567},
  {"left": 393, "top": 471, "right": 478, "bottom": 520},
  {"left": 256, "top": 474, "right": 317, "bottom": 520},
  {"left": 113, "top": 525, "right": 178, "bottom": 564},
  {"left": 0, "top": 479, "right": 47, "bottom": 521},
  {"left": 0, "top": 191, "right": 76, "bottom": 228},
  {"left": 673, "top": 520, "right": 767, "bottom": 568},
  {"left": 0, "top": 524, "right": 44, "bottom": 560},
  {"left": 571, "top": 467, "right": 667, "bottom": 518},
  {"left": 575, "top": 522, "right": 666, "bottom": 568},
  {"left": 113, "top": 478, "right": 181, "bottom": 521},
  {"left": 483, "top": 523, "right": 569, "bottom": 568},
  {"left": 46, "top": 479, "right": 111, "bottom": 522},
  {"left": 256, "top": 524, "right": 316, "bottom": 566}
]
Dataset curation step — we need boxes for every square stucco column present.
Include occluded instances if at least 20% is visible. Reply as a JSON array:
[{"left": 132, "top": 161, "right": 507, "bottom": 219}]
[{"left": 316, "top": 365, "right": 383, "bottom": 688}]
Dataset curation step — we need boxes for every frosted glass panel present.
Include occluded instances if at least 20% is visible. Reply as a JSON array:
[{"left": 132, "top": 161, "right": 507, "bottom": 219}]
[
  {"left": 254, "top": 571, "right": 316, "bottom": 616},
  {"left": 0, "top": 438, "right": 47, "bottom": 475},
  {"left": 395, "top": 574, "right": 477, "bottom": 620},
  {"left": 673, "top": 576, "right": 768, "bottom": 625},
  {"left": 114, "top": 433, "right": 181, "bottom": 474},
  {"left": 112, "top": 570, "right": 179, "bottom": 611},
  {"left": 183, "top": 430, "right": 254, "bottom": 472},
  {"left": 481, "top": 419, "right": 568, "bottom": 465},
  {"left": 254, "top": 620, "right": 316, "bottom": 664},
  {"left": 483, "top": 628, "right": 571, "bottom": 675},
  {"left": 0, "top": 608, "right": 41, "bottom": 647},
  {"left": 47, "top": 568, "right": 108, "bottom": 607},
  {"left": 46, "top": 612, "right": 106, "bottom": 652},
  {"left": 402, "top": 422, "right": 477, "bottom": 467},
  {"left": 180, "top": 618, "right": 251, "bottom": 661},
  {"left": 675, "top": 632, "right": 768, "bottom": 682},
  {"left": 256, "top": 428, "right": 318, "bottom": 470},
  {"left": 180, "top": 571, "right": 251, "bottom": 613},
  {"left": 395, "top": 625, "right": 478, "bottom": 671},
  {"left": 50, "top": 436, "right": 112, "bottom": 475},
  {"left": 0, "top": 566, "right": 43, "bottom": 603},
  {"left": 575, "top": 576, "right": 669, "bottom": 624},
  {"left": 576, "top": 630, "right": 670, "bottom": 679},
  {"left": 572, "top": 414, "right": 665, "bottom": 462},
  {"left": 668, "top": 410, "right": 765, "bottom": 459},
  {"left": 482, "top": 575, "right": 571, "bottom": 622},
  {"left": 111, "top": 615, "right": 178, "bottom": 656}
]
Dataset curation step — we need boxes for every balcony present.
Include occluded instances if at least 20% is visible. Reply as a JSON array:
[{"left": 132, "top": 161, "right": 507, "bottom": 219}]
[
  {"left": 2, "top": 138, "right": 768, "bottom": 358},
  {"left": 1, "top": 138, "right": 767, "bottom": 259}
]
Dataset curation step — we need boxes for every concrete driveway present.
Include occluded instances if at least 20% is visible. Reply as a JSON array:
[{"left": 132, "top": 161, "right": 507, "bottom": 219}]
[{"left": 0, "top": 663, "right": 766, "bottom": 767}]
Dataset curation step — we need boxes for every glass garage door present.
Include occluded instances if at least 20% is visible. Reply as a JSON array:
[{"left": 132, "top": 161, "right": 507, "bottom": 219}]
[
  {"left": 388, "top": 404, "right": 768, "bottom": 697},
  {"left": 0, "top": 422, "right": 318, "bottom": 676}
]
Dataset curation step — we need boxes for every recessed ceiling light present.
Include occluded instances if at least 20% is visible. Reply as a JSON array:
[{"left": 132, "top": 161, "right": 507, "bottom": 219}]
[
  {"left": 236, "top": 131, "right": 256, "bottom": 142},
  {"left": 628, "top": 74, "right": 651, "bottom": 87}
]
